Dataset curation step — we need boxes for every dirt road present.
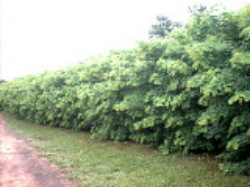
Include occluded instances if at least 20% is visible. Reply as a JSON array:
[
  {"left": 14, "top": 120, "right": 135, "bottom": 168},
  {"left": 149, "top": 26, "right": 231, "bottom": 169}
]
[{"left": 0, "top": 115, "right": 75, "bottom": 187}]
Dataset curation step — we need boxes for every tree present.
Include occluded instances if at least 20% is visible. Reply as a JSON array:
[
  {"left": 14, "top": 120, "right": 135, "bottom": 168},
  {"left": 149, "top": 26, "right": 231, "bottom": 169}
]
[
  {"left": 0, "top": 79, "right": 6, "bottom": 83},
  {"left": 149, "top": 15, "right": 182, "bottom": 38},
  {"left": 188, "top": 4, "right": 207, "bottom": 15}
]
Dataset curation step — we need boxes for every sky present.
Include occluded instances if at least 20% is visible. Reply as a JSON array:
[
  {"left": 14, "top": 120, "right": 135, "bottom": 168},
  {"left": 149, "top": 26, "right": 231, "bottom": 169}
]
[{"left": 1, "top": 0, "right": 249, "bottom": 80}]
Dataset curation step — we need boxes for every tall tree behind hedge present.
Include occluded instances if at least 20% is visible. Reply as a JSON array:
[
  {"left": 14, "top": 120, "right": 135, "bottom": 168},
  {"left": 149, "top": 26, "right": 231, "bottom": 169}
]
[{"left": 149, "top": 15, "right": 182, "bottom": 38}]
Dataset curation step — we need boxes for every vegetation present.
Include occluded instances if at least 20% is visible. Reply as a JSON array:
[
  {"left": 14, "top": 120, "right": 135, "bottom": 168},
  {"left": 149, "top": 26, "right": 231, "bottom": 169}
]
[
  {"left": 148, "top": 15, "right": 182, "bottom": 38},
  {"left": 148, "top": 4, "right": 207, "bottom": 38},
  {"left": 0, "top": 5, "right": 249, "bottom": 175},
  {"left": 188, "top": 4, "right": 207, "bottom": 15},
  {"left": 0, "top": 79, "right": 6, "bottom": 83},
  {"left": 3, "top": 113, "right": 250, "bottom": 186}
]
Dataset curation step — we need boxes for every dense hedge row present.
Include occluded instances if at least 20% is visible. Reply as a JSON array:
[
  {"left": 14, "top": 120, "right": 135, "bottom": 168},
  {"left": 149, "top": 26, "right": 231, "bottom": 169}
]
[{"left": 1, "top": 6, "right": 249, "bottom": 174}]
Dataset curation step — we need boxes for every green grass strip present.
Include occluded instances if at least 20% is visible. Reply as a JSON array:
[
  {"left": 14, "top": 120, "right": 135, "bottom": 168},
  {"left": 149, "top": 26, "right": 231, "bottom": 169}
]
[{"left": 2, "top": 113, "right": 250, "bottom": 187}]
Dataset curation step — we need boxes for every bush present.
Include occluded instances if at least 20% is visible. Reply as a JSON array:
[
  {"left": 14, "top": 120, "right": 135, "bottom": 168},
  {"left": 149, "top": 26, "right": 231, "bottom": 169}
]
[{"left": 1, "top": 5, "right": 249, "bottom": 175}]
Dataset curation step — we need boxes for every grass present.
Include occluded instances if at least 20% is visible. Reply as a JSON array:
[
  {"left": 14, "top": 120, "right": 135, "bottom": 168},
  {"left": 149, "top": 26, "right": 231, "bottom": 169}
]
[{"left": 2, "top": 112, "right": 250, "bottom": 187}]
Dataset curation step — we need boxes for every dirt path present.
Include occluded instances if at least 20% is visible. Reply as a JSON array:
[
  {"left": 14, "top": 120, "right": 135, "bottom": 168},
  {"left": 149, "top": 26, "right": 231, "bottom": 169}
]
[{"left": 0, "top": 115, "right": 75, "bottom": 187}]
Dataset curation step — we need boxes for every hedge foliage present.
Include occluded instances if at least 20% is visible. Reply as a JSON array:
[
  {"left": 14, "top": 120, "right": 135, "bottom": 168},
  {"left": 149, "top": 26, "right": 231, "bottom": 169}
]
[{"left": 1, "top": 5, "right": 249, "bottom": 174}]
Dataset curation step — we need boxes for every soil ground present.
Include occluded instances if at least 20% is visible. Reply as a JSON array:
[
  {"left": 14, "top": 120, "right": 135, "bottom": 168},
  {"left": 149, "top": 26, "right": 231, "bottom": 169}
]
[{"left": 0, "top": 115, "right": 76, "bottom": 187}]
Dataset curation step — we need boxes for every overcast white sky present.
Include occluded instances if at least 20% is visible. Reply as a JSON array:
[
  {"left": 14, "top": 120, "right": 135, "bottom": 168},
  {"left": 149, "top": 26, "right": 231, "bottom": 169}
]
[{"left": 1, "top": 0, "right": 249, "bottom": 80}]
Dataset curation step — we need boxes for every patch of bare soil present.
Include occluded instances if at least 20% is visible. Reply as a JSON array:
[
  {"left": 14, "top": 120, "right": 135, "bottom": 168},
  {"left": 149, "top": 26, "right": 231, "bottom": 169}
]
[{"left": 0, "top": 115, "right": 78, "bottom": 187}]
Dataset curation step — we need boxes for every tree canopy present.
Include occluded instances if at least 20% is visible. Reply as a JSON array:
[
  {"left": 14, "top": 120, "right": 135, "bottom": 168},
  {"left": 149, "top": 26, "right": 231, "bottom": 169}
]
[{"left": 148, "top": 15, "right": 182, "bottom": 38}]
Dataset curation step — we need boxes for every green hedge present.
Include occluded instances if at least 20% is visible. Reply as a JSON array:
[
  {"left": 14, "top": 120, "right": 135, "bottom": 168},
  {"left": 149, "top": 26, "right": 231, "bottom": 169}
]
[{"left": 1, "top": 5, "right": 249, "bottom": 174}]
